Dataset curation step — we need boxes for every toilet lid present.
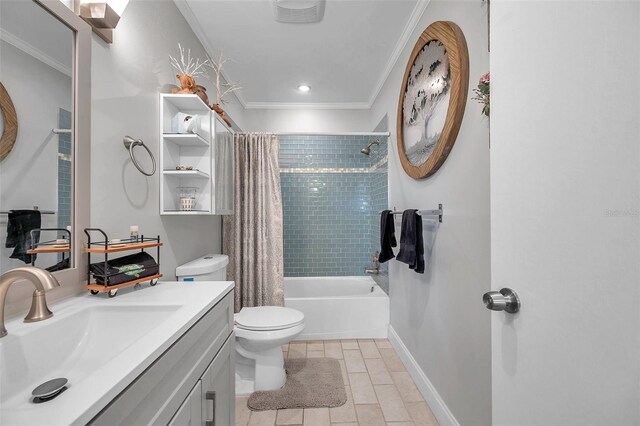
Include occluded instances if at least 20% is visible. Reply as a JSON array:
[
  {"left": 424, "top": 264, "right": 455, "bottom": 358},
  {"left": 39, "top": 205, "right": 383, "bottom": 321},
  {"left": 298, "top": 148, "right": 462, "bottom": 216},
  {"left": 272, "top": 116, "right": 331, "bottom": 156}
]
[{"left": 235, "top": 306, "right": 304, "bottom": 331}]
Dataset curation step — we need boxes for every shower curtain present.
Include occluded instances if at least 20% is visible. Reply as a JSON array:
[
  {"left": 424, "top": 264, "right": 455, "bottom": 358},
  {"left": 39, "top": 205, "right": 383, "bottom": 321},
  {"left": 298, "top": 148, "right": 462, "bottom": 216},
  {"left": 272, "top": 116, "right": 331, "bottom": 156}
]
[{"left": 223, "top": 133, "right": 284, "bottom": 312}]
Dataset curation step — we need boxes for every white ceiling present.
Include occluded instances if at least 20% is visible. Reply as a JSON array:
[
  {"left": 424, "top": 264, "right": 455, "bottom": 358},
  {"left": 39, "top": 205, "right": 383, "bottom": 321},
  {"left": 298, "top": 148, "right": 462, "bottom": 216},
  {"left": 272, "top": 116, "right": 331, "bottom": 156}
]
[
  {"left": 0, "top": 0, "right": 73, "bottom": 76},
  {"left": 175, "top": 0, "right": 427, "bottom": 109}
]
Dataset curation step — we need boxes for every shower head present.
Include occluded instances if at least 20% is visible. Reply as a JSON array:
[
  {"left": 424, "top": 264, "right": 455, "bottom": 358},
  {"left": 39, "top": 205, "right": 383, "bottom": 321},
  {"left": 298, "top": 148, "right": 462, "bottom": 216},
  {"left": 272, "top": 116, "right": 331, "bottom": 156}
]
[{"left": 360, "top": 139, "right": 380, "bottom": 155}]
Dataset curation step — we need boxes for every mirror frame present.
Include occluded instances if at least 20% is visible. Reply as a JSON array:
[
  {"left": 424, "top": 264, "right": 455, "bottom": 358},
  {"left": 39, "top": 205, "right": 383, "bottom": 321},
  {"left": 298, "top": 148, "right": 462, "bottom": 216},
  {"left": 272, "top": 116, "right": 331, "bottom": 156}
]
[
  {"left": 0, "top": 82, "right": 18, "bottom": 161},
  {"left": 5, "top": 1, "right": 91, "bottom": 316}
]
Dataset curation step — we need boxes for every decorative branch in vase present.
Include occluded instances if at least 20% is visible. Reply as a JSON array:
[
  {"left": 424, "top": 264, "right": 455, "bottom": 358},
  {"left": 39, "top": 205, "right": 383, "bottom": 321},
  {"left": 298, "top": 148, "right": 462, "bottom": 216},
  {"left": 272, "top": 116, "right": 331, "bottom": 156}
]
[
  {"left": 472, "top": 72, "right": 490, "bottom": 117},
  {"left": 207, "top": 51, "right": 242, "bottom": 127}
]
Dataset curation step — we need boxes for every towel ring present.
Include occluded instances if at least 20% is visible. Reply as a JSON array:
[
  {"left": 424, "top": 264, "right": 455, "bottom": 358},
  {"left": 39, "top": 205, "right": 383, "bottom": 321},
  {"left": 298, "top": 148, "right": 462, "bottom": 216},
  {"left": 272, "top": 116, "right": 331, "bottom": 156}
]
[{"left": 123, "top": 136, "right": 156, "bottom": 176}]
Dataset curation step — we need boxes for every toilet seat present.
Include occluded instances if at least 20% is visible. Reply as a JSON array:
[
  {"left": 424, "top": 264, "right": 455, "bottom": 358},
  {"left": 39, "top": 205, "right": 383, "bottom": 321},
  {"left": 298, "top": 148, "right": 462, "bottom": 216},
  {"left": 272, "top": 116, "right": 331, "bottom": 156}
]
[{"left": 235, "top": 306, "right": 304, "bottom": 331}]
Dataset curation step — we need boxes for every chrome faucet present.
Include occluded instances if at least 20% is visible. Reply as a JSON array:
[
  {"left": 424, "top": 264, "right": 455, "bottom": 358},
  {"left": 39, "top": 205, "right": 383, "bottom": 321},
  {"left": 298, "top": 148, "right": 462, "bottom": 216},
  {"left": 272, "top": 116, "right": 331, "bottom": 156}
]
[
  {"left": 0, "top": 267, "right": 60, "bottom": 338},
  {"left": 364, "top": 252, "right": 380, "bottom": 275}
]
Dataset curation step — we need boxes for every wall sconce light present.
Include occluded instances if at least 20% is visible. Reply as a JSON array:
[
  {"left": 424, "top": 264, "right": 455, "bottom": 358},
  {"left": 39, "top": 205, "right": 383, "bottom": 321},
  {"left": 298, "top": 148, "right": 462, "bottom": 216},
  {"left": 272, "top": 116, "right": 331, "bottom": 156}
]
[{"left": 74, "top": 1, "right": 128, "bottom": 43}]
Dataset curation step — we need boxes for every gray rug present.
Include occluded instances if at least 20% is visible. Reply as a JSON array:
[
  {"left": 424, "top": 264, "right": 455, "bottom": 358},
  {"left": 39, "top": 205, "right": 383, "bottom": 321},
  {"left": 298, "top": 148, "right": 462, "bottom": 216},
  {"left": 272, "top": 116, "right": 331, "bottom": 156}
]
[{"left": 247, "top": 358, "right": 347, "bottom": 411}]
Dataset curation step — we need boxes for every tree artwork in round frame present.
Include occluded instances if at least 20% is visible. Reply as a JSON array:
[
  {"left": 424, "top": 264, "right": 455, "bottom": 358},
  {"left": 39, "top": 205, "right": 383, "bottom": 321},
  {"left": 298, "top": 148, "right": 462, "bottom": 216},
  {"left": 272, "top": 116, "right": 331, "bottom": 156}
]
[
  {"left": 397, "top": 21, "right": 469, "bottom": 179},
  {"left": 0, "top": 82, "right": 18, "bottom": 162}
]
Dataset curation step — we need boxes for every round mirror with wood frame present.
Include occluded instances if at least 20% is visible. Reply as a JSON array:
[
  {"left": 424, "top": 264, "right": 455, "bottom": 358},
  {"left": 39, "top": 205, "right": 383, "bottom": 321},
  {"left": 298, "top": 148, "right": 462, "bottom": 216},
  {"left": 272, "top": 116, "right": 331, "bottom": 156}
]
[
  {"left": 0, "top": 82, "right": 18, "bottom": 162},
  {"left": 397, "top": 21, "right": 469, "bottom": 179}
]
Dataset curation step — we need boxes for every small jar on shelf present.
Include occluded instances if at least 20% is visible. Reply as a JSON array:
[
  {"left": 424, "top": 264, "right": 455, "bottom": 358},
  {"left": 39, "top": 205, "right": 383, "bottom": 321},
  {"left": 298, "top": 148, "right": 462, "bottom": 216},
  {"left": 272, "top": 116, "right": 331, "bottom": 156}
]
[{"left": 178, "top": 186, "right": 198, "bottom": 211}]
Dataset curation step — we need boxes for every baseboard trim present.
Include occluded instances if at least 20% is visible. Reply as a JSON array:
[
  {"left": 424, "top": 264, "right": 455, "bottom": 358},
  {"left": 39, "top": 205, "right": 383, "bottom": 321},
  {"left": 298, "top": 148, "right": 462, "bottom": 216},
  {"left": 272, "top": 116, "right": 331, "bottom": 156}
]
[
  {"left": 388, "top": 325, "right": 460, "bottom": 426},
  {"left": 294, "top": 327, "right": 388, "bottom": 341}
]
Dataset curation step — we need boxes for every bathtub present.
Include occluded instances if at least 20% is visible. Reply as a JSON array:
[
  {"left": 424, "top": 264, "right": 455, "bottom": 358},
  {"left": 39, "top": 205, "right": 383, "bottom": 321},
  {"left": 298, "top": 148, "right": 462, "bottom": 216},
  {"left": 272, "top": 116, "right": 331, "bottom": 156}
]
[{"left": 284, "top": 276, "right": 389, "bottom": 340}]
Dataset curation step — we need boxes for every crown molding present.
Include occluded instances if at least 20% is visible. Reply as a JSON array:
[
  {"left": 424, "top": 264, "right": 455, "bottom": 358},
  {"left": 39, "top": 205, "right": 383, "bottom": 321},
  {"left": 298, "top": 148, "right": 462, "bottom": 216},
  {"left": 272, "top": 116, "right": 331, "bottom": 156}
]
[
  {"left": 367, "top": 0, "right": 430, "bottom": 108},
  {"left": 0, "top": 28, "right": 72, "bottom": 77},
  {"left": 173, "top": 0, "right": 247, "bottom": 108},
  {"left": 244, "top": 101, "right": 371, "bottom": 110},
  {"left": 174, "top": 0, "right": 430, "bottom": 111}
]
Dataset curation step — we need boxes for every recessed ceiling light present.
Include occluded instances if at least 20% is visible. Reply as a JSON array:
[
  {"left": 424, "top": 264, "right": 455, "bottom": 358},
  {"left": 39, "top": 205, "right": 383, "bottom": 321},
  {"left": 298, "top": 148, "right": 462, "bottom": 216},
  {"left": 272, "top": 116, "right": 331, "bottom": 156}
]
[{"left": 298, "top": 85, "right": 310, "bottom": 93}]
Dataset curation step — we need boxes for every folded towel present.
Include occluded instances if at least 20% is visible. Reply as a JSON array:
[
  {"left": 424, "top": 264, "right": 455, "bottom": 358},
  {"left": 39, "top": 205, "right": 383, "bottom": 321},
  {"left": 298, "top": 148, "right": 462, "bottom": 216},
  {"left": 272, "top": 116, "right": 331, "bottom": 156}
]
[
  {"left": 378, "top": 210, "right": 397, "bottom": 263},
  {"left": 5, "top": 210, "right": 41, "bottom": 264},
  {"left": 396, "top": 209, "right": 424, "bottom": 274},
  {"left": 90, "top": 252, "right": 159, "bottom": 286}
]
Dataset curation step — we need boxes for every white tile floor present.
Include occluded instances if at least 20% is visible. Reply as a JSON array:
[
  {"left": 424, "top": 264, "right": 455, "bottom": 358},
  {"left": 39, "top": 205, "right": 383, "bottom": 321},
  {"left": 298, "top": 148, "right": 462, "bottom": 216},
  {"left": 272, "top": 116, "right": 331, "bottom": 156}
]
[{"left": 235, "top": 339, "right": 439, "bottom": 426}]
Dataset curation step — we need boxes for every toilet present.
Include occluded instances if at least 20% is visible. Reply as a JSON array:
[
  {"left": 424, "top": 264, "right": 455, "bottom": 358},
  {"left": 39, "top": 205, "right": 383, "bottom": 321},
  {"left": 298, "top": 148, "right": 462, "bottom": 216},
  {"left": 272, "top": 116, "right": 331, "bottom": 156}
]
[
  {"left": 176, "top": 254, "right": 305, "bottom": 395},
  {"left": 234, "top": 306, "right": 305, "bottom": 394}
]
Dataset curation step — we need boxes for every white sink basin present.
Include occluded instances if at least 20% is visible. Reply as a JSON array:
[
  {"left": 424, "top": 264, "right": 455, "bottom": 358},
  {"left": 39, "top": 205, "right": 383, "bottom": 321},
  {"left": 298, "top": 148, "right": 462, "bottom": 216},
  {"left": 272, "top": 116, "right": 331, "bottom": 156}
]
[
  {"left": 0, "top": 304, "right": 179, "bottom": 409},
  {"left": 0, "top": 281, "right": 233, "bottom": 425}
]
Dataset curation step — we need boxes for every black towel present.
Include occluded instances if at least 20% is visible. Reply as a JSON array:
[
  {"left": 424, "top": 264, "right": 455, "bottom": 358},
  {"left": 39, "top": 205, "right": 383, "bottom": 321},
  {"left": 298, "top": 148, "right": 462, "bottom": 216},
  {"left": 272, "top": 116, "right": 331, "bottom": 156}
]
[
  {"left": 46, "top": 257, "right": 70, "bottom": 272},
  {"left": 90, "top": 251, "right": 159, "bottom": 286},
  {"left": 378, "top": 210, "right": 396, "bottom": 263},
  {"left": 5, "top": 210, "right": 41, "bottom": 264},
  {"left": 396, "top": 209, "right": 424, "bottom": 274}
]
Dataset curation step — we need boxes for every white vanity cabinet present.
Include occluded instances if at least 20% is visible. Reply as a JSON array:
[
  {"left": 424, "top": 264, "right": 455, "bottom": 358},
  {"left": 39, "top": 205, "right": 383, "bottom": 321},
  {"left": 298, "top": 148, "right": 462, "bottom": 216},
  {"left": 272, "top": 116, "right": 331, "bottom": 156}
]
[
  {"left": 160, "top": 94, "right": 234, "bottom": 215},
  {"left": 89, "top": 290, "right": 235, "bottom": 426},
  {"left": 169, "top": 381, "right": 202, "bottom": 426},
  {"left": 200, "top": 335, "right": 235, "bottom": 426},
  {"left": 170, "top": 337, "right": 235, "bottom": 426}
]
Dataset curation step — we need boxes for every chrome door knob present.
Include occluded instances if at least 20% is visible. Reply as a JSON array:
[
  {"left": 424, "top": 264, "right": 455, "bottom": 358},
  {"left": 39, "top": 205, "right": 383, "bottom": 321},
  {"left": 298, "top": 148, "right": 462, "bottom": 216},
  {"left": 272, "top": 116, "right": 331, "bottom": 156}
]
[{"left": 483, "top": 288, "right": 520, "bottom": 313}]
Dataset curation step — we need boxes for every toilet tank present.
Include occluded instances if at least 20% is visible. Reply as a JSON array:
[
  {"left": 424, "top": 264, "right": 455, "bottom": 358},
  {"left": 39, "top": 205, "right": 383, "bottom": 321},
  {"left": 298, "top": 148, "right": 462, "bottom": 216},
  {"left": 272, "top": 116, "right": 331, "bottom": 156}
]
[{"left": 175, "top": 254, "right": 229, "bottom": 282}]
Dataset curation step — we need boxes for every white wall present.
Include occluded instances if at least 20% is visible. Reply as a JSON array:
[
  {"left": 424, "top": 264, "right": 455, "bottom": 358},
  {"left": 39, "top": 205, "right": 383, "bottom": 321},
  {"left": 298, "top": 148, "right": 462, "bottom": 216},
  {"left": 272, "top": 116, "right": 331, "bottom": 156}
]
[
  {"left": 90, "top": 0, "right": 245, "bottom": 279},
  {"left": 369, "top": 1, "right": 491, "bottom": 425},
  {"left": 243, "top": 108, "right": 371, "bottom": 133},
  {"left": 0, "top": 41, "right": 71, "bottom": 272},
  {"left": 490, "top": 2, "right": 640, "bottom": 424}
]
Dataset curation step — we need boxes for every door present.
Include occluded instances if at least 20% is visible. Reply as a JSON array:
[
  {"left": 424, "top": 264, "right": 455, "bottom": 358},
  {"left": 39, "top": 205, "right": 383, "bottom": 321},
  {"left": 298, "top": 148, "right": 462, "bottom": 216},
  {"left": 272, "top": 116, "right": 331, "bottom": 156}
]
[{"left": 490, "top": 1, "right": 640, "bottom": 424}]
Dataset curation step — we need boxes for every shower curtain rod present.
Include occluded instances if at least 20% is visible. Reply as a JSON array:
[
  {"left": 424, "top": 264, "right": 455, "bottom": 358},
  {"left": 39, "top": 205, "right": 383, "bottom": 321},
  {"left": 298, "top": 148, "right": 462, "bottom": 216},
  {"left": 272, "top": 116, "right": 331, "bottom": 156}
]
[{"left": 273, "top": 131, "right": 391, "bottom": 137}]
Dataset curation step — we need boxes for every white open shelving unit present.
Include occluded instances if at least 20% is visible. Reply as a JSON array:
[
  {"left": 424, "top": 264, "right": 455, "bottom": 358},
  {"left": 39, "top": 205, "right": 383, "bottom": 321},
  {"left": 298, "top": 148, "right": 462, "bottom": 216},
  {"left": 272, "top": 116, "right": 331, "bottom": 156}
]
[{"left": 159, "top": 94, "right": 234, "bottom": 215}]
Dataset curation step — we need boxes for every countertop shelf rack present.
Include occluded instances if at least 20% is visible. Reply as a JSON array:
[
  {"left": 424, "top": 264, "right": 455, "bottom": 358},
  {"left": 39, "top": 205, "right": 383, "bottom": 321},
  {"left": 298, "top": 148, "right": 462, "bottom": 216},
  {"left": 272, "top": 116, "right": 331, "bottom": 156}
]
[
  {"left": 83, "top": 228, "right": 163, "bottom": 298},
  {"left": 380, "top": 204, "right": 444, "bottom": 223},
  {"left": 26, "top": 228, "right": 72, "bottom": 270},
  {"left": 27, "top": 228, "right": 71, "bottom": 255}
]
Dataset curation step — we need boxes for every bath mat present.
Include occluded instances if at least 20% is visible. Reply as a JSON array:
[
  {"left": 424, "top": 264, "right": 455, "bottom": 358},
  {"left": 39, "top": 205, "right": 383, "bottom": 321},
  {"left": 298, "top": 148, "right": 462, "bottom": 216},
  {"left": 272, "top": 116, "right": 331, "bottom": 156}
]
[{"left": 247, "top": 358, "right": 347, "bottom": 411}]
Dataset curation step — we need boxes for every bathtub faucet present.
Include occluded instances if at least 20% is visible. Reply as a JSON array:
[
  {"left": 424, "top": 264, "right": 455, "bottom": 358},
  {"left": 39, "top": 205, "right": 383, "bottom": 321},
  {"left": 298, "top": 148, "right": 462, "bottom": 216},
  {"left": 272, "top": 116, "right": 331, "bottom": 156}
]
[{"left": 365, "top": 252, "right": 380, "bottom": 275}]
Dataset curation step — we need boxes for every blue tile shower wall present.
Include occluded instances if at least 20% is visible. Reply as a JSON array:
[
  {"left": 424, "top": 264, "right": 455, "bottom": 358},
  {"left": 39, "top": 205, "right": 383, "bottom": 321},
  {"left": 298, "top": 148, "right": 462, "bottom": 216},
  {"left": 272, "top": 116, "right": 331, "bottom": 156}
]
[
  {"left": 57, "top": 109, "right": 72, "bottom": 235},
  {"left": 369, "top": 163, "right": 389, "bottom": 293},
  {"left": 280, "top": 135, "right": 372, "bottom": 169},
  {"left": 280, "top": 135, "right": 388, "bottom": 278}
]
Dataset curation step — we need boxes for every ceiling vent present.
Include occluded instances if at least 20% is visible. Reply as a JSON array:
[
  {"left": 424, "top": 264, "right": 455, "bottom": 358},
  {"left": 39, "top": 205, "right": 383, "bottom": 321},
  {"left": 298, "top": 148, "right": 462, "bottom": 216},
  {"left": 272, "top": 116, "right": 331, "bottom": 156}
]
[{"left": 273, "top": 0, "right": 326, "bottom": 24}]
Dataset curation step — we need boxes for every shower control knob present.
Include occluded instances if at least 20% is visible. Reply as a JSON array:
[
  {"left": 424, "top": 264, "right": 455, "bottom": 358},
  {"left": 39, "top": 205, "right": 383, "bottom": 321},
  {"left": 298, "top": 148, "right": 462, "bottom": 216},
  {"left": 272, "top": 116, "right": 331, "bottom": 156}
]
[{"left": 482, "top": 288, "right": 520, "bottom": 314}]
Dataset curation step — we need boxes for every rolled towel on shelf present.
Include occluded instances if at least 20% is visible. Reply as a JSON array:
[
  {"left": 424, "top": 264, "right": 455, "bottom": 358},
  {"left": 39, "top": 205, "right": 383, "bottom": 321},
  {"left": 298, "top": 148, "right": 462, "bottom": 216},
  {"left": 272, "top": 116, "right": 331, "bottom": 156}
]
[
  {"left": 90, "top": 251, "right": 159, "bottom": 286},
  {"left": 378, "top": 210, "right": 396, "bottom": 263},
  {"left": 396, "top": 209, "right": 425, "bottom": 274}
]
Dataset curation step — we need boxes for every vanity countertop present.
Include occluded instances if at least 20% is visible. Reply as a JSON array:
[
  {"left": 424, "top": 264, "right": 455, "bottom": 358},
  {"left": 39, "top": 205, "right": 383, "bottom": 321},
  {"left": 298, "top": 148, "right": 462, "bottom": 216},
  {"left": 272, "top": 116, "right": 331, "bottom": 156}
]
[{"left": 0, "top": 281, "right": 234, "bottom": 426}]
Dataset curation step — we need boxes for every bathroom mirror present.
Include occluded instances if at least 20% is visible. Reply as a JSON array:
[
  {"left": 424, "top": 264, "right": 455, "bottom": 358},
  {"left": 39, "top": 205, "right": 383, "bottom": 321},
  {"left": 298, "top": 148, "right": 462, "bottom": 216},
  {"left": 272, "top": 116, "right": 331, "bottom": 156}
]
[
  {"left": 0, "top": 0, "right": 91, "bottom": 292},
  {"left": 0, "top": 0, "right": 74, "bottom": 273}
]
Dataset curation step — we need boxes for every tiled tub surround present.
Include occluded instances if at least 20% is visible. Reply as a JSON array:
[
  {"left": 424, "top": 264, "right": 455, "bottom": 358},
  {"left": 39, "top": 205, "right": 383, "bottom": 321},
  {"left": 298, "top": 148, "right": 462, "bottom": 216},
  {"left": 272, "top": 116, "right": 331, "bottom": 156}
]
[
  {"left": 57, "top": 108, "right": 72, "bottom": 232},
  {"left": 369, "top": 163, "right": 389, "bottom": 294},
  {"left": 280, "top": 136, "right": 388, "bottom": 282}
]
